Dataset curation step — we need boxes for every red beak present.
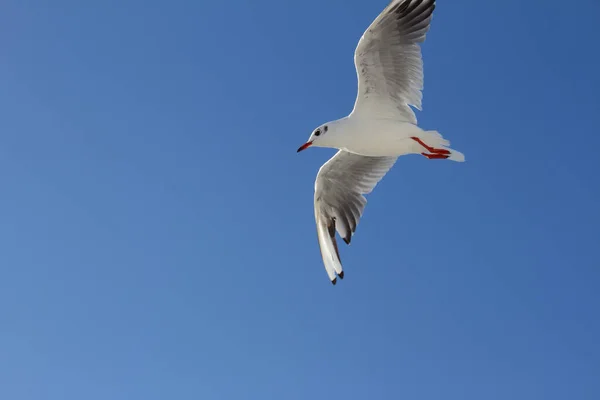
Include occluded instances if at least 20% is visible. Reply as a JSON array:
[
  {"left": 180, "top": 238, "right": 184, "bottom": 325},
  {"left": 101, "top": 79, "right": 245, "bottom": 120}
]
[{"left": 297, "top": 141, "right": 313, "bottom": 153}]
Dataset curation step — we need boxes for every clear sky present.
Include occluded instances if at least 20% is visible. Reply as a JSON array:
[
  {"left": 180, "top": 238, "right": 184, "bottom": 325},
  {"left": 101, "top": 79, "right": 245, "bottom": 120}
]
[{"left": 2, "top": 0, "right": 600, "bottom": 399}]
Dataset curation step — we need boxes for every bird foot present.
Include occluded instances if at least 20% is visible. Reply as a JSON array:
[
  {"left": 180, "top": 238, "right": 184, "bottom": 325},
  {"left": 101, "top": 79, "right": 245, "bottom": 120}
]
[
  {"left": 410, "top": 137, "right": 450, "bottom": 155},
  {"left": 421, "top": 152, "right": 450, "bottom": 159}
]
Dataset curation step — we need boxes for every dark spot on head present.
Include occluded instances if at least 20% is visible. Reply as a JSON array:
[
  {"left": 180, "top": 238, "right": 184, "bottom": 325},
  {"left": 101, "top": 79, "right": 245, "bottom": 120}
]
[
  {"left": 324, "top": 125, "right": 328, "bottom": 132},
  {"left": 314, "top": 129, "right": 321, "bottom": 137}
]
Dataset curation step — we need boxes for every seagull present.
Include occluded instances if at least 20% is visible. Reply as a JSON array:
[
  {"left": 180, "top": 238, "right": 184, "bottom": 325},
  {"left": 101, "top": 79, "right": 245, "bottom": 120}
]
[{"left": 297, "top": 0, "right": 464, "bottom": 285}]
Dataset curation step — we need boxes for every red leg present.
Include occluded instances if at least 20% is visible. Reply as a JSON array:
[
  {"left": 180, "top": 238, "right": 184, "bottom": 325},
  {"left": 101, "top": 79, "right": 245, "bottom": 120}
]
[{"left": 411, "top": 137, "right": 450, "bottom": 155}]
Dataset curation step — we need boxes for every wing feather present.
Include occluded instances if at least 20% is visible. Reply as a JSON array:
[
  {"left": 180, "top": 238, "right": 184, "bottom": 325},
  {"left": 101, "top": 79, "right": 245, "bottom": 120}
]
[
  {"left": 314, "top": 151, "right": 397, "bottom": 282},
  {"left": 351, "top": 0, "right": 436, "bottom": 122}
]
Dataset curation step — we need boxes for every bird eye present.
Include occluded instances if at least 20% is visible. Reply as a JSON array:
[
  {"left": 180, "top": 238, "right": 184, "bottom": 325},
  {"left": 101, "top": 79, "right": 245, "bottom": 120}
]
[{"left": 314, "top": 129, "right": 321, "bottom": 136}]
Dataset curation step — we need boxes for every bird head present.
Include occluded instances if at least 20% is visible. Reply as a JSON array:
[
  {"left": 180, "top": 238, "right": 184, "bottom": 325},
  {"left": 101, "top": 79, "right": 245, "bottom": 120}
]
[{"left": 297, "top": 124, "right": 329, "bottom": 152}]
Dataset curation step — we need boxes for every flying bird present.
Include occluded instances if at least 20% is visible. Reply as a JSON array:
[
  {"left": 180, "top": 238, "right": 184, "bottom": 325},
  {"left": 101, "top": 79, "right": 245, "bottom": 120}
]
[{"left": 297, "top": 0, "right": 465, "bottom": 285}]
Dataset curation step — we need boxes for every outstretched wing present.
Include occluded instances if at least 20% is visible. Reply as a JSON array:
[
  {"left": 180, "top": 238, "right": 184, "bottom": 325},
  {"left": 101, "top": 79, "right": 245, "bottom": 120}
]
[
  {"left": 351, "top": 0, "right": 436, "bottom": 123},
  {"left": 314, "top": 150, "right": 397, "bottom": 284}
]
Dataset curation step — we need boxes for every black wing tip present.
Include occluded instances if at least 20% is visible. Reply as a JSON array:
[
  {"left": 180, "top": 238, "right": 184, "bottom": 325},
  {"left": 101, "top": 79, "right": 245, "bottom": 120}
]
[
  {"left": 338, "top": 271, "right": 345, "bottom": 280},
  {"left": 343, "top": 236, "right": 351, "bottom": 245},
  {"left": 331, "top": 278, "right": 337, "bottom": 285},
  {"left": 393, "top": 0, "right": 435, "bottom": 19},
  {"left": 393, "top": 0, "right": 411, "bottom": 15}
]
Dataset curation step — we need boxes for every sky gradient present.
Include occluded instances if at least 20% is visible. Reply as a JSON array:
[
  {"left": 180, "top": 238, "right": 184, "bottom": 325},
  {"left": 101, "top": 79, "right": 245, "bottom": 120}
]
[{"left": 2, "top": 0, "right": 600, "bottom": 399}]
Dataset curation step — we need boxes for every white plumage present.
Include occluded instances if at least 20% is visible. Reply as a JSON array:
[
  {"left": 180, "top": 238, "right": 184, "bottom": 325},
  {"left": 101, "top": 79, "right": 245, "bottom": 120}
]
[{"left": 297, "top": 0, "right": 465, "bottom": 284}]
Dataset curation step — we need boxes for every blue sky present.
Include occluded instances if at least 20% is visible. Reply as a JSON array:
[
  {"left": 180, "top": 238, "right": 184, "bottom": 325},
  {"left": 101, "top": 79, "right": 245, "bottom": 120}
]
[{"left": 2, "top": 0, "right": 600, "bottom": 398}]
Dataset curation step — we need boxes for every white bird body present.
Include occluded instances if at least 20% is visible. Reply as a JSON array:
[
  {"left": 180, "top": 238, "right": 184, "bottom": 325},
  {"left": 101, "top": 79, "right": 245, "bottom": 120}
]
[
  {"left": 297, "top": 0, "right": 465, "bottom": 284},
  {"left": 315, "top": 117, "right": 460, "bottom": 159}
]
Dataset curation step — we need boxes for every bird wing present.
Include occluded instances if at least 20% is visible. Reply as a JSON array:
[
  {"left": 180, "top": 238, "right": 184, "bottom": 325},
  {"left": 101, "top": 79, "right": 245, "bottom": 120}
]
[
  {"left": 351, "top": 0, "right": 436, "bottom": 123},
  {"left": 314, "top": 150, "right": 397, "bottom": 284}
]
